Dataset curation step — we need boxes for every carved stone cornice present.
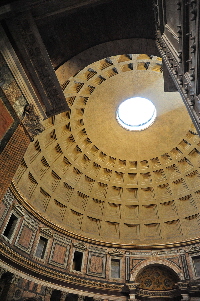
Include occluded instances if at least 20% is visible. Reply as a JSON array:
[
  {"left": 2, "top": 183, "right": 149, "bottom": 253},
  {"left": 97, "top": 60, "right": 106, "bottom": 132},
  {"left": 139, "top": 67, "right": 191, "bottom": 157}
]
[
  {"left": 188, "top": 245, "right": 200, "bottom": 254},
  {"left": 0, "top": 25, "right": 45, "bottom": 119},
  {"left": 127, "top": 282, "right": 139, "bottom": 293},
  {"left": 73, "top": 242, "right": 87, "bottom": 251},
  {"left": 137, "top": 288, "right": 180, "bottom": 298},
  {"left": 154, "top": 0, "right": 200, "bottom": 136},
  {"left": 108, "top": 249, "right": 124, "bottom": 257},
  {"left": 177, "top": 280, "right": 189, "bottom": 292},
  {"left": 188, "top": 280, "right": 200, "bottom": 293}
]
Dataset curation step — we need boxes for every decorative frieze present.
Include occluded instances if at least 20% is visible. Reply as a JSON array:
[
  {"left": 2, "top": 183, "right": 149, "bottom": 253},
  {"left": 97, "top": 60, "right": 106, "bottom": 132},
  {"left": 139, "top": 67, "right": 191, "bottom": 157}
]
[
  {"left": 2, "top": 189, "right": 15, "bottom": 206},
  {"left": 108, "top": 249, "right": 124, "bottom": 257},
  {"left": 13, "top": 204, "right": 24, "bottom": 217},
  {"left": 73, "top": 242, "right": 87, "bottom": 251},
  {"left": 39, "top": 227, "right": 53, "bottom": 238},
  {"left": 188, "top": 245, "right": 200, "bottom": 254}
]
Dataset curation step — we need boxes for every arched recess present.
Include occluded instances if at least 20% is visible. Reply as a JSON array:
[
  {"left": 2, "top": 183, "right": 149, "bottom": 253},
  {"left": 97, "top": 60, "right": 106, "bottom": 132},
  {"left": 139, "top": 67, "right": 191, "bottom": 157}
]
[
  {"left": 130, "top": 258, "right": 184, "bottom": 282},
  {"left": 56, "top": 38, "right": 159, "bottom": 82},
  {"left": 130, "top": 260, "right": 183, "bottom": 301},
  {"left": 135, "top": 265, "right": 179, "bottom": 290}
]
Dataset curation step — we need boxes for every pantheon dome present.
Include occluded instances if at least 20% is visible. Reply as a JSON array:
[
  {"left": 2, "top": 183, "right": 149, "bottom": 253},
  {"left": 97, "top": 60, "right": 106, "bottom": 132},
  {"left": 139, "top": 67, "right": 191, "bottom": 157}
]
[
  {"left": 13, "top": 54, "right": 200, "bottom": 247},
  {"left": 1, "top": 1, "right": 200, "bottom": 301}
]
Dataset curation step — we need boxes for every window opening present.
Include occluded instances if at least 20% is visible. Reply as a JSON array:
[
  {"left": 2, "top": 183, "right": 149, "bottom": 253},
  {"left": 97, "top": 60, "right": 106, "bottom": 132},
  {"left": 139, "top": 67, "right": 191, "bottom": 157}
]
[
  {"left": 35, "top": 236, "right": 48, "bottom": 259},
  {"left": 50, "top": 289, "right": 62, "bottom": 301},
  {"left": 73, "top": 251, "right": 83, "bottom": 271},
  {"left": 111, "top": 258, "right": 120, "bottom": 278},
  {"left": 65, "top": 293, "right": 79, "bottom": 301},
  {"left": 3, "top": 214, "right": 18, "bottom": 240},
  {"left": 193, "top": 256, "right": 200, "bottom": 277}
]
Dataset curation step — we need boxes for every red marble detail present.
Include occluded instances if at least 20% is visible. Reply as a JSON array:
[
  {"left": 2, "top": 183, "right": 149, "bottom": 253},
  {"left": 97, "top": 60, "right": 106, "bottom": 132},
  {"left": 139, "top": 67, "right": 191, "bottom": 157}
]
[
  {"left": 89, "top": 255, "right": 103, "bottom": 274},
  {"left": 52, "top": 244, "right": 67, "bottom": 264},
  {"left": 18, "top": 226, "right": 33, "bottom": 248},
  {"left": 0, "top": 98, "right": 14, "bottom": 139}
]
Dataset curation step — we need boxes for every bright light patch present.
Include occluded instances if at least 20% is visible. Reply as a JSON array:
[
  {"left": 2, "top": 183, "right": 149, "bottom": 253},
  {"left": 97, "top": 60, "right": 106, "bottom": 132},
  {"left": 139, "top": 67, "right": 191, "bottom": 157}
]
[{"left": 116, "top": 97, "right": 156, "bottom": 131}]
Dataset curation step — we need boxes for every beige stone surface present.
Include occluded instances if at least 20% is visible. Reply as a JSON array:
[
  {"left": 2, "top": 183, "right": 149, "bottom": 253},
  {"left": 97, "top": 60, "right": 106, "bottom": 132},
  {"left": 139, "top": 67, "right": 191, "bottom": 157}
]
[
  {"left": 13, "top": 54, "right": 200, "bottom": 246},
  {"left": 84, "top": 69, "right": 190, "bottom": 160}
]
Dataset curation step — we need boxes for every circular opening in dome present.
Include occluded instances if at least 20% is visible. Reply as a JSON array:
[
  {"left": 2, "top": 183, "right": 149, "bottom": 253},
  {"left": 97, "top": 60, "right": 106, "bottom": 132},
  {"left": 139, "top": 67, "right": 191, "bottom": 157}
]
[{"left": 116, "top": 97, "right": 156, "bottom": 131}]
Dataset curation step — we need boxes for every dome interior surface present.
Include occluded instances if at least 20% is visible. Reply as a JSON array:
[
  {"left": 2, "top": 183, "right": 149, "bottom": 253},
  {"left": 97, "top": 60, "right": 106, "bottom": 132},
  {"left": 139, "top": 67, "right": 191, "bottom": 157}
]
[{"left": 13, "top": 54, "right": 200, "bottom": 247}]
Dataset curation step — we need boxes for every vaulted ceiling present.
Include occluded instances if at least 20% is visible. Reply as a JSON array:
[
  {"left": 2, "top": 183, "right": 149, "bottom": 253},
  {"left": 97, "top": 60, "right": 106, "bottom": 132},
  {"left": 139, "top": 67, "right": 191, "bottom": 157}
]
[{"left": 13, "top": 54, "right": 200, "bottom": 247}]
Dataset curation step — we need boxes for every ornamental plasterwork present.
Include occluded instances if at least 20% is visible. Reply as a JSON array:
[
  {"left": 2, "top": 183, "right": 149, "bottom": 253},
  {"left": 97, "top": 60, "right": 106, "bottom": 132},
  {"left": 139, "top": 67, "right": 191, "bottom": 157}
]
[
  {"left": 73, "top": 242, "right": 87, "bottom": 251},
  {"left": 188, "top": 245, "right": 200, "bottom": 254},
  {"left": 108, "top": 249, "right": 124, "bottom": 257},
  {"left": 39, "top": 227, "right": 53, "bottom": 238},
  {"left": 13, "top": 204, "right": 24, "bottom": 217}
]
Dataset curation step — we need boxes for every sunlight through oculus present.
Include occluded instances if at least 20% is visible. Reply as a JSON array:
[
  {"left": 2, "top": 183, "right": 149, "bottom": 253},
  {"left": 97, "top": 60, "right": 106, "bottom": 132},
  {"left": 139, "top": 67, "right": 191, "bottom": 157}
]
[{"left": 116, "top": 97, "right": 156, "bottom": 131}]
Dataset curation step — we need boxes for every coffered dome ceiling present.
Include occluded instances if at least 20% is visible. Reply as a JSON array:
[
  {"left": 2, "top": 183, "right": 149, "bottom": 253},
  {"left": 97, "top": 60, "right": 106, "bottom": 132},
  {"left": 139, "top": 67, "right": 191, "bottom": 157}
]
[{"left": 13, "top": 54, "right": 200, "bottom": 247}]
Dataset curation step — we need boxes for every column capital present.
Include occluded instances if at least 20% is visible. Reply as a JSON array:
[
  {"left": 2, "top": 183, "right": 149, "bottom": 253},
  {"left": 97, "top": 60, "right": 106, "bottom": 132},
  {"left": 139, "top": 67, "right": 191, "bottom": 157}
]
[
  {"left": 60, "top": 291, "right": 68, "bottom": 301},
  {"left": 0, "top": 268, "right": 7, "bottom": 278},
  {"left": 93, "top": 297, "right": 102, "bottom": 301},
  {"left": 177, "top": 280, "right": 189, "bottom": 292},
  {"left": 127, "top": 282, "right": 140, "bottom": 293},
  {"left": 127, "top": 282, "right": 140, "bottom": 301},
  {"left": 78, "top": 295, "right": 85, "bottom": 301},
  {"left": 45, "top": 287, "right": 53, "bottom": 296},
  {"left": 181, "top": 294, "right": 190, "bottom": 301}
]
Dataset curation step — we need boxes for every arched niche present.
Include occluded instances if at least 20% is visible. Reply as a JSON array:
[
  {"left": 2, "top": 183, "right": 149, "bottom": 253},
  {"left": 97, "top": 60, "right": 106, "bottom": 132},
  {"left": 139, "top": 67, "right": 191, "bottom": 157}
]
[
  {"left": 56, "top": 38, "right": 159, "bottom": 82},
  {"left": 135, "top": 264, "right": 179, "bottom": 291},
  {"left": 130, "top": 258, "right": 184, "bottom": 282},
  {"left": 130, "top": 260, "right": 183, "bottom": 301}
]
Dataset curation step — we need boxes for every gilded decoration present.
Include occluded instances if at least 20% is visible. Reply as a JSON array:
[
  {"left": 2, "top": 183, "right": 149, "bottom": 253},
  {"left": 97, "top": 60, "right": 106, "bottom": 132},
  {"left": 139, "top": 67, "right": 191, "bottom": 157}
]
[{"left": 136, "top": 266, "right": 178, "bottom": 291}]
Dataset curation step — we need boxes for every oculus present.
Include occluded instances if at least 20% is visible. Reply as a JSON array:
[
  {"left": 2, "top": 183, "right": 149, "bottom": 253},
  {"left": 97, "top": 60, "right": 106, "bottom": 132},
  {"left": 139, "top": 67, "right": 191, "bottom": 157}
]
[{"left": 116, "top": 97, "right": 156, "bottom": 131}]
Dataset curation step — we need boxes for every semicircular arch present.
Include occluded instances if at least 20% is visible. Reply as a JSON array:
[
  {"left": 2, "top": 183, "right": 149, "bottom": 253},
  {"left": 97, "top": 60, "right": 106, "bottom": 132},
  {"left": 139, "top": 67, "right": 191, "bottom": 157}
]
[
  {"left": 130, "top": 258, "right": 184, "bottom": 282},
  {"left": 56, "top": 38, "right": 159, "bottom": 80}
]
